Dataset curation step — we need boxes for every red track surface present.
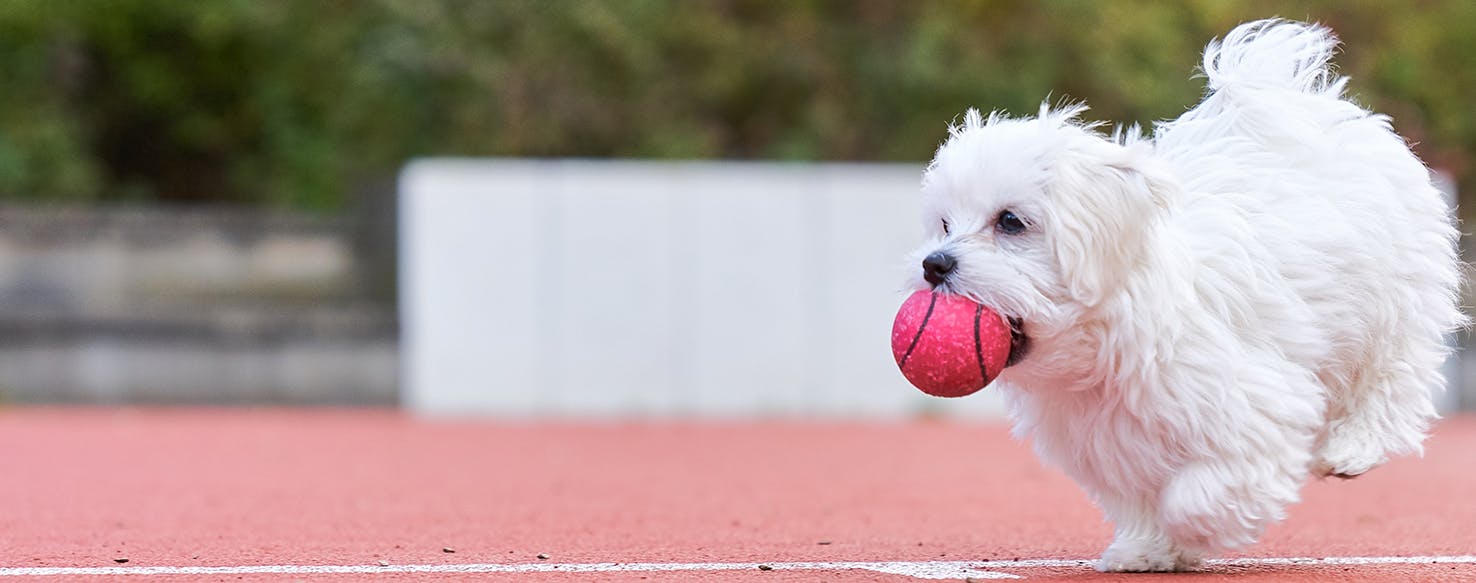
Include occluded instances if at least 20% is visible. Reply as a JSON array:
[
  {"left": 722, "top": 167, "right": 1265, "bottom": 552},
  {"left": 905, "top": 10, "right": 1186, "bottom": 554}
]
[{"left": 2, "top": 408, "right": 1474, "bottom": 581}]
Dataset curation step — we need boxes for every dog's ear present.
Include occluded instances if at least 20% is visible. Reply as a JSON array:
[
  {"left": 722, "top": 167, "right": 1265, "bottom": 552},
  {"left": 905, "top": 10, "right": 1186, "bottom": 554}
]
[{"left": 1047, "top": 144, "right": 1173, "bottom": 307}]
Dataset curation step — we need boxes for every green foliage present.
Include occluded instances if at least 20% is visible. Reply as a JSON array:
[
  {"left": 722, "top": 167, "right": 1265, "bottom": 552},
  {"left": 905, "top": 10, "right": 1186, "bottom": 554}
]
[{"left": 0, "top": 0, "right": 1471, "bottom": 209}]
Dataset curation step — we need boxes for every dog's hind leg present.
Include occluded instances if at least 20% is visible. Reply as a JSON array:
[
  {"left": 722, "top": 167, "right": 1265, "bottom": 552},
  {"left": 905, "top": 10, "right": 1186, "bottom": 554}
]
[
  {"left": 1312, "top": 149, "right": 1461, "bottom": 478},
  {"left": 1313, "top": 352, "right": 1442, "bottom": 478}
]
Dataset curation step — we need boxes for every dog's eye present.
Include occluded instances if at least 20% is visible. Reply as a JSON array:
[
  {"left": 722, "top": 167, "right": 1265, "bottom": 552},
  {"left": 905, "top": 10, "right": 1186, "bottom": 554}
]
[
  {"left": 940, "top": 219, "right": 950, "bottom": 235},
  {"left": 996, "top": 210, "right": 1027, "bottom": 235}
]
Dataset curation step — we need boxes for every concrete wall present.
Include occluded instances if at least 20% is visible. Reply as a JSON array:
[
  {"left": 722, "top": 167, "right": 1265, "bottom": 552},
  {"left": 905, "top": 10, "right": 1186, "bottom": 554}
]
[
  {"left": 400, "top": 159, "right": 1471, "bottom": 419},
  {"left": 400, "top": 159, "right": 1010, "bottom": 418},
  {"left": 0, "top": 206, "right": 396, "bottom": 404},
  {"left": 3, "top": 160, "right": 1462, "bottom": 412}
]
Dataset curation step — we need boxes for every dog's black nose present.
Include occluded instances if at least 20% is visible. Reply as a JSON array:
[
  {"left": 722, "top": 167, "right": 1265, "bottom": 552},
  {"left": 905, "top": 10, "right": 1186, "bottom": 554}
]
[{"left": 922, "top": 251, "right": 956, "bottom": 286}]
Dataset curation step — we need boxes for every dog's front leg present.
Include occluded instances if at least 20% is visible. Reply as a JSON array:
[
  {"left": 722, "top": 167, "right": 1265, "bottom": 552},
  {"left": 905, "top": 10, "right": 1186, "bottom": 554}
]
[
  {"left": 1096, "top": 495, "right": 1203, "bottom": 572},
  {"left": 1155, "top": 356, "right": 1321, "bottom": 553},
  {"left": 1158, "top": 453, "right": 1305, "bottom": 553}
]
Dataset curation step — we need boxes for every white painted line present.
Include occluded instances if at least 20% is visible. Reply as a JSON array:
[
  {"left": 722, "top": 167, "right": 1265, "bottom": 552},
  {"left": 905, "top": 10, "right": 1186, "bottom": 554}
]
[
  {"left": 2, "top": 555, "right": 1473, "bottom": 579},
  {"left": 1212, "top": 555, "right": 1476, "bottom": 567},
  {"left": 0, "top": 561, "right": 1021, "bottom": 580}
]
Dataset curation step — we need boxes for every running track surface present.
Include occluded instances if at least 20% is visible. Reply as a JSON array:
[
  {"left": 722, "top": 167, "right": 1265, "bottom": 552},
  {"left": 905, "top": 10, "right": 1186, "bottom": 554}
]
[{"left": 2, "top": 408, "right": 1474, "bottom": 581}]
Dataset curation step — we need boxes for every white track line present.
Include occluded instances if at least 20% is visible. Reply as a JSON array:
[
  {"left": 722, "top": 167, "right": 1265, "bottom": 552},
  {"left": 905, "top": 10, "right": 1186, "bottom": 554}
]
[
  {"left": 0, "top": 561, "right": 1022, "bottom": 580},
  {"left": 2, "top": 556, "right": 1474, "bottom": 579}
]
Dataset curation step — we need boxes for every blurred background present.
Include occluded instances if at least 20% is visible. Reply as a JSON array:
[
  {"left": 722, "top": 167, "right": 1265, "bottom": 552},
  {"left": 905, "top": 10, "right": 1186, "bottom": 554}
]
[{"left": 0, "top": 1, "right": 1472, "bottom": 416}]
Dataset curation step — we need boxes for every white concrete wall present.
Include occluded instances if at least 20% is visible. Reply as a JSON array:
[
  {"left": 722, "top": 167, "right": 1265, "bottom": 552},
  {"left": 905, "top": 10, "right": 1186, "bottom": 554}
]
[{"left": 399, "top": 159, "right": 1010, "bottom": 418}]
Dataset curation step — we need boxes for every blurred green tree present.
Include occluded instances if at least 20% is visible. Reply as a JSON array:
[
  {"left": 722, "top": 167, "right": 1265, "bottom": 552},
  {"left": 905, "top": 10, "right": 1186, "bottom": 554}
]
[{"left": 0, "top": 0, "right": 1469, "bottom": 210}]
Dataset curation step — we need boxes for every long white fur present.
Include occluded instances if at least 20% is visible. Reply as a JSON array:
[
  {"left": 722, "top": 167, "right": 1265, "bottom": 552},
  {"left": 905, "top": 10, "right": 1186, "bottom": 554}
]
[{"left": 911, "top": 19, "right": 1464, "bottom": 572}]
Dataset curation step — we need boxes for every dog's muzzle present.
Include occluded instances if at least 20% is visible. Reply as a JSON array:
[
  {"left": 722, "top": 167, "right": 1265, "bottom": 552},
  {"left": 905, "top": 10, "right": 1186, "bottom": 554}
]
[
  {"left": 920, "top": 251, "right": 1030, "bottom": 367},
  {"left": 1007, "top": 317, "right": 1030, "bottom": 367},
  {"left": 922, "top": 251, "right": 956, "bottom": 286}
]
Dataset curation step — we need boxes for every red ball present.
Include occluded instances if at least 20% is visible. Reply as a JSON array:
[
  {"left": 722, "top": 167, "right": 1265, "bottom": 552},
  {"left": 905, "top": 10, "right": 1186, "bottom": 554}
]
[{"left": 891, "top": 290, "right": 1012, "bottom": 398}]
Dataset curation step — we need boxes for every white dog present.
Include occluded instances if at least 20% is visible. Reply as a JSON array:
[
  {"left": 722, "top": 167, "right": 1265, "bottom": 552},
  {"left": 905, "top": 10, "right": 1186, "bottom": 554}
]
[{"left": 909, "top": 19, "right": 1464, "bottom": 571}]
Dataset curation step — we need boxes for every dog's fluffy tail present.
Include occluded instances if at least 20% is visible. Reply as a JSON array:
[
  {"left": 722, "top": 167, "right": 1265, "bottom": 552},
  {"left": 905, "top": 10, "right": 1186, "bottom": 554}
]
[{"left": 1201, "top": 19, "right": 1347, "bottom": 98}]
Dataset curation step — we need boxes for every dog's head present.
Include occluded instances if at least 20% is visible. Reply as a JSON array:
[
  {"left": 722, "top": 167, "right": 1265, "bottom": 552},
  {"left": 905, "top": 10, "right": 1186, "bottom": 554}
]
[{"left": 909, "top": 104, "right": 1172, "bottom": 386}]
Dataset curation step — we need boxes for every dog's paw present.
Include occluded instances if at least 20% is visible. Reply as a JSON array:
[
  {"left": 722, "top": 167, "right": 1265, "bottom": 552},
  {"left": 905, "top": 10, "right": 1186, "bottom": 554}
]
[
  {"left": 1314, "top": 426, "right": 1389, "bottom": 479},
  {"left": 1096, "top": 539, "right": 1201, "bottom": 572}
]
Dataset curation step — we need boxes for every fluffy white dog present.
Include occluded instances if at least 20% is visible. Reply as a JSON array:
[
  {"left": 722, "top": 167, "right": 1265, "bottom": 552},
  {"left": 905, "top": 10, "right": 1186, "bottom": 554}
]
[{"left": 908, "top": 19, "right": 1464, "bottom": 571}]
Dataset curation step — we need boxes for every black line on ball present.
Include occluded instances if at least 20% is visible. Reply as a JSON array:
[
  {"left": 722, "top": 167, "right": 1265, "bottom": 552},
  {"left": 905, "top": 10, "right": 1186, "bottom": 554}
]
[
  {"left": 973, "top": 303, "right": 988, "bottom": 383},
  {"left": 899, "top": 293, "right": 937, "bottom": 368}
]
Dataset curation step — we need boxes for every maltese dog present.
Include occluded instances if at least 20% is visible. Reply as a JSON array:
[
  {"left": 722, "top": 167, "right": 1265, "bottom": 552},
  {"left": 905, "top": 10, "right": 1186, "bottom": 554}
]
[{"left": 908, "top": 19, "right": 1464, "bottom": 571}]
